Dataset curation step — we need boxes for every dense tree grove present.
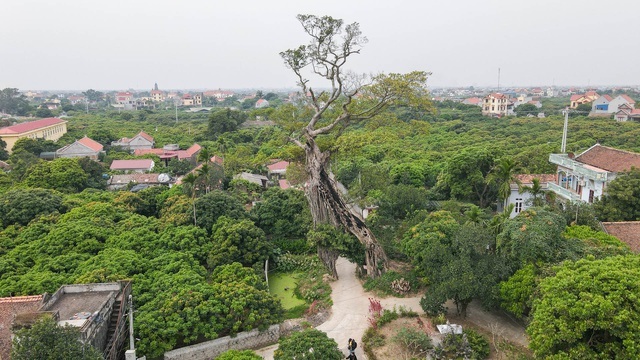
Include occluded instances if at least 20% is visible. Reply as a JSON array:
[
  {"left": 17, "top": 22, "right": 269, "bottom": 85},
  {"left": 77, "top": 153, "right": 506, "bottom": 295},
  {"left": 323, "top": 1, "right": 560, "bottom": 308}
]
[{"left": 1, "top": 44, "right": 640, "bottom": 358}]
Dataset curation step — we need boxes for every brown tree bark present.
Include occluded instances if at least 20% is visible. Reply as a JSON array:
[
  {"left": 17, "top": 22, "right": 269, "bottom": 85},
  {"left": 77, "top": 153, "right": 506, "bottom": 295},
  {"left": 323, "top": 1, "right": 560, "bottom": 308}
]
[{"left": 304, "top": 137, "right": 388, "bottom": 278}]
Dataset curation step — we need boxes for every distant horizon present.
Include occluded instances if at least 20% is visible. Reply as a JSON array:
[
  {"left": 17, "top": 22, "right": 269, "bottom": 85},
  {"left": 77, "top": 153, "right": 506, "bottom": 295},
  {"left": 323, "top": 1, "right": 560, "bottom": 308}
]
[{"left": 15, "top": 83, "right": 640, "bottom": 94}]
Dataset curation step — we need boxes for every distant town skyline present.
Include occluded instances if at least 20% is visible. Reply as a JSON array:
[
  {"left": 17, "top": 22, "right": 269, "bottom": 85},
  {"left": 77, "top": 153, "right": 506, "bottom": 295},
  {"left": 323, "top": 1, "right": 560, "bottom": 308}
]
[{"left": 2, "top": 0, "right": 638, "bottom": 91}]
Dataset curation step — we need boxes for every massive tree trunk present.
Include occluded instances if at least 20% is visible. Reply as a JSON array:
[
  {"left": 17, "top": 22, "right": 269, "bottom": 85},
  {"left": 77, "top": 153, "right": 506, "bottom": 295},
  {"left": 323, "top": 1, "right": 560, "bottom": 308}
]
[{"left": 304, "top": 137, "right": 388, "bottom": 278}]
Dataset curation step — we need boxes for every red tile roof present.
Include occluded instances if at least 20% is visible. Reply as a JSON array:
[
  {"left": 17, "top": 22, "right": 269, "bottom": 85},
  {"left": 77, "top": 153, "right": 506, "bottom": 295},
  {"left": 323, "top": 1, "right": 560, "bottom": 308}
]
[
  {"left": 570, "top": 95, "right": 582, "bottom": 101},
  {"left": 77, "top": 136, "right": 103, "bottom": 152},
  {"left": 268, "top": 160, "right": 289, "bottom": 172},
  {"left": 110, "top": 159, "right": 154, "bottom": 170},
  {"left": 603, "top": 95, "right": 613, "bottom": 101},
  {"left": 621, "top": 94, "right": 635, "bottom": 103},
  {"left": 137, "top": 131, "right": 154, "bottom": 142},
  {"left": 211, "top": 155, "right": 224, "bottom": 166},
  {"left": 575, "top": 144, "right": 640, "bottom": 173},
  {"left": 514, "top": 174, "right": 557, "bottom": 184},
  {"left": 133, "top": 148, "right": 165, "bottom": 156},
  {"left": 184, "top": 143, "right": 201, "bottom": 157},
  {"left": 0, "top": 117, "right": 65, "bottom": 135},
  {"left": 601, "top": 221, "right": 640, "bottom": 252},
  {"left": 0, "top": 295, "right": 44, "bottom": 360}
]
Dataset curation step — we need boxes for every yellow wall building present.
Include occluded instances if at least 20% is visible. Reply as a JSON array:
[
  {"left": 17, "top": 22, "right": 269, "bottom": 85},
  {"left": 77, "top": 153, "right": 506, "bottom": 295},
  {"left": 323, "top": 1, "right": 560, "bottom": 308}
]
[{"left": 0, "top": 117, "right": 68, "bottom": 153}]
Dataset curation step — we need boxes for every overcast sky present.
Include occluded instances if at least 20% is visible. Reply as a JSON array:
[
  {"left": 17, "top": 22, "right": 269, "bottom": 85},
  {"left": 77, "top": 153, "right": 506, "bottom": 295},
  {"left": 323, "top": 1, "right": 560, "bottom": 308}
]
[{"left": 2, "top": 0, "right": 638, "bottom": 91}]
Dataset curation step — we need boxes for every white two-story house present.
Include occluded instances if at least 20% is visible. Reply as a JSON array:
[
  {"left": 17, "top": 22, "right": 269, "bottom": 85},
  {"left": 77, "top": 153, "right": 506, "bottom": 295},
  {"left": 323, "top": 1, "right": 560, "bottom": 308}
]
[{"left": 548, "top": 144, "right": 640, "bottom": 203}]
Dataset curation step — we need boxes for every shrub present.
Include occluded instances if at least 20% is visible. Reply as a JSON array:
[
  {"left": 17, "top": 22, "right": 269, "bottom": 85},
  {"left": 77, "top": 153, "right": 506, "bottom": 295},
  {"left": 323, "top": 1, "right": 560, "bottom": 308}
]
[
  {"left": 392, "top": 327, "right": 432, "bottom": 357},
  {"left": 275, "top": 253, "right": 322, "bottom": 272},
  {"left": 377, "top": 309, "right": 399, "bottom": 327},
  {"left": 464, "top": 329, "right": 490, "bottom": 360},
  {"left": 362, "top": 270, "right": 422, "bottom": 296}
]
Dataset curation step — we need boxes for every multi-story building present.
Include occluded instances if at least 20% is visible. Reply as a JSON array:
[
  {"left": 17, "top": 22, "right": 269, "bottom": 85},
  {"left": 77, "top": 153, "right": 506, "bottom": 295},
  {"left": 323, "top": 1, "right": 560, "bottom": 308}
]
[
  {"left": 548, "top": 144, "right": 640, "bottom": 203},
  {"left": 0, "top": 117, "right": 68, "bottom": 153},
  {"left": 482, "top": 93, "right": 514, "bottom": 117}
]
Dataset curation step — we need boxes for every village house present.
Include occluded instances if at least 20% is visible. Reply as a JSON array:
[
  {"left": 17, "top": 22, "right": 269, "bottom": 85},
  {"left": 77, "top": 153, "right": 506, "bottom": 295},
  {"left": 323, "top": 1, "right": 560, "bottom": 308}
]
[
  {"left": 0, "top": 295, "right": 45, "bottom": 360},
  {"left": 203, "top": 90, "right": 235, "bottom": 100},
  {"left": 614, "top": 105, "right": 640, "bottom": 122},
  {"left": 110, "top": 159, "right": 155, "bottom": 173},
  {"left": 182, "top": 93, "right": 202, "bottom": 107},
  {"left": 507, "top": 174, "right": 556, "bottom": 218},
  {"left": 461, "top": 97, "right": 482, "bottom": 106},
  {"left": 548, "top": 144, "right": 640, "bottom": 203},
  {"left": 569, "top": 91, "right": 599, "bottom": 109},
  {"left": 1, "top": 281, "right": 131, "bottom": 360},
  {"left": 267, "top": 160, "right": 289, "bottom": 180},
  {"left": 67, "top": 95, "right": 86, "bottom": 105},
  {"left": 114, "top": 91, "right": 136, "bottom": 110},
  {"left": 0, "top": 117, "right": 68, "bottom": 153},
  {"left": 591, "top": 94, "right": 635, "bottom": 115},
  {"left": 56, "top": 136, "right": 104, "bottom": 160},
  {"left": 255, "top": 99, "right": 270, "bottom": 108},
  {"left": 111, "top": 131, "right": 154, "bottom": 151},
  {"left": 482, "top": 93, "right": 514, "bottom": 117},
  {"left": 133, "top": 143, "right": 202, "bottom": 165},
  {"left": 234, "top": 172, "right": 269, "bottom": 188}
]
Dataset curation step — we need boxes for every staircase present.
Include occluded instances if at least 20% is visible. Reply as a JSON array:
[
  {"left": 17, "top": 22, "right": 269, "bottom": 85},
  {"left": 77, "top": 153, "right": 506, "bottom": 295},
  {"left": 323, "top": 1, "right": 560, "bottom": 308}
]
[{"left": 106, "top": 298, "right": 122, "bottom": 342}]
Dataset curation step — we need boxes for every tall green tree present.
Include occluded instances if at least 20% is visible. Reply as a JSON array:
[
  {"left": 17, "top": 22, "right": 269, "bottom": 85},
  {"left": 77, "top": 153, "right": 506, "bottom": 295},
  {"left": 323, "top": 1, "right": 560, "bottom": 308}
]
[
  {"left": 208, "top": 109, "right": 248, "bottom": 137},
  {"left": 488, "top": 157, "right": 519, "bottom": 210},
  {"left": 594, "top": 168, "right": 640, "bottom": 221},
  {"left": 279, "top": 14, "right": 431, "bottom": 278},
  {"left": 437, "top": 147, "right": 497, "bottom": 207},
  {"left": 528, "top": 255, "right": 640, "bottom": 359},
  {"left": 24, "top": 158, "right": 88, "bottom": 193},
  {"left": 0, "top": 88, "right": 31, "bottom": 115},
  {"left": 11, "top": 316, "right": 102, "bottom": 360},
  {"left": 274, "top": 328, "right": 343, "bottom": 360},
  {"left": 0, "top": 188, "right": 64, "bottom": 227}
]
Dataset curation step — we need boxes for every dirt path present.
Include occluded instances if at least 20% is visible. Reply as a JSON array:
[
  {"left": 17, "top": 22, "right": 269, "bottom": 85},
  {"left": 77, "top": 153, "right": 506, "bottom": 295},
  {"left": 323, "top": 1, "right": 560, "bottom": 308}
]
[{"left": 255, "top": 258, "right": 528, "bottom": 359}]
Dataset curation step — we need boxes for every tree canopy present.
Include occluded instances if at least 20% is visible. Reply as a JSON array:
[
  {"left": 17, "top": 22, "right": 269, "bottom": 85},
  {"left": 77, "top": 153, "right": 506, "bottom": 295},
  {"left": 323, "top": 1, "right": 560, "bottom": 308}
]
[{"left": 528, "top": 255, "right": 640, "bottom": 359}]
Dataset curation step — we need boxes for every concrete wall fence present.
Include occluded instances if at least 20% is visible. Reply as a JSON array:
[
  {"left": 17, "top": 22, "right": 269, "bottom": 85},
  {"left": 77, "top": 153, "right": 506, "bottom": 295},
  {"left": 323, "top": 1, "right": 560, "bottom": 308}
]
[
  {"left": 163, "top": 313, "right": 329, "bottom": 360},
  {"left": 164, "top": 325, "right": 280, "bottom": 360}
]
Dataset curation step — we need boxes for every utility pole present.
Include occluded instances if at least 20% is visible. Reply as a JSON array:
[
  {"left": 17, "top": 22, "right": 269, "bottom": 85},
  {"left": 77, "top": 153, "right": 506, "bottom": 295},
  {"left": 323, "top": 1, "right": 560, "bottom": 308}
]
[
  {"left": 561, "top": 107, "right": 569, "bottom": 153},
  {"left": 125, "top": 294, "right": 136, "bottom": 360},
  {"left": 175, "top": 101, "right": 178, "bottom": 124}
]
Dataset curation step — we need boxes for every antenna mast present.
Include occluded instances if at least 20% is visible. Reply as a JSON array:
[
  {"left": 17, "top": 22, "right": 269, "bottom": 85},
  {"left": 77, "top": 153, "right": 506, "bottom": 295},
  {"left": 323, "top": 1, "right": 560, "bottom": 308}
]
[{"left": 561, "top": 107, "right": 569, "bottom": 153}]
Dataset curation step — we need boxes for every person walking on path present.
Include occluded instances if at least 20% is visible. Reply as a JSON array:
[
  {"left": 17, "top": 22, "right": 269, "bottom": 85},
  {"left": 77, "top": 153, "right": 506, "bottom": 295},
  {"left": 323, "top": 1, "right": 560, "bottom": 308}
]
[{"left": 347, "top": 338, "right": 357, "bottom": 359}]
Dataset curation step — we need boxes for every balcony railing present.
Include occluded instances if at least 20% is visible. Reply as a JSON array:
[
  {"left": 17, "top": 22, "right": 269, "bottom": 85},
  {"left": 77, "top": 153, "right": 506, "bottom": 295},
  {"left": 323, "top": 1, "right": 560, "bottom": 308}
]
[
  {"left": 548, "top": 182, "right": 581, "bottom": 201},
  {"left": 549, "top": 154, "right": 609, "bottom": 182}
]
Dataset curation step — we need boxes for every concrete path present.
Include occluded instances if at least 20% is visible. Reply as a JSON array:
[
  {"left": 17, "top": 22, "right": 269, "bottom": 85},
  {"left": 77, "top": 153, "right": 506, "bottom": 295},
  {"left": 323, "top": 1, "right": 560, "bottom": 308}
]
[{"left": 255, "top": 257, "right": 528, "bottom": 359}]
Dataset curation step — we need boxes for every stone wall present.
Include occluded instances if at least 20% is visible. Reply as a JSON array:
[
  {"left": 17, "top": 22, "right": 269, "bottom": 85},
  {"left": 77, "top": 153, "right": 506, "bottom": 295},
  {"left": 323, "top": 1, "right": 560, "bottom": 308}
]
[{"left": 164, "top": 325, "right": 280, "bottom": 360}]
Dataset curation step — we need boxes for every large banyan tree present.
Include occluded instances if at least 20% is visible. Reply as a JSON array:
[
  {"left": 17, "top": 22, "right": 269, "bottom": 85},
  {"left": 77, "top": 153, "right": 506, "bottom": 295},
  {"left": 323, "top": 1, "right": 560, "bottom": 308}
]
[{"left": 280, "top": 15, "right": 431, "bottom": 278}]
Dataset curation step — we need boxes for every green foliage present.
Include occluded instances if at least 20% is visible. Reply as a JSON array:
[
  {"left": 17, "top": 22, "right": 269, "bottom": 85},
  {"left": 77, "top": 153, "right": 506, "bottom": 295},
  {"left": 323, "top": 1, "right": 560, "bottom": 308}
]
[
  {"left": 362, "top": 270, "right": 422, "bottom": 296},
  {"left": 0, "top": 88, "right": 31, "bottom": 116},
  {"left": 275, "top": 253, "right": 323, "bottom": 272},
  {"left": 0, "top": 188, "right": 64, "bottom": 227},
  {"left": 499, "top": 264, "right": 538, "bottom": 318},
  {"left": 437, "top": 147, "right": 498, "bottom": 207},
  {"left": 594, "top": 168, "right": 640, "bottom": 221},
  {"left": 392, "top": 327, "right": 433, "bottom": 357},
  {"left": 24, "top": 158, "right": 89, "bottom": 193},
  {"left": 11, "top": 137, "right": 58, "bottom": 156},
  {"left": 215, "top": 349, "right": 262, "bottom": 360},
  {"left": 515, "top": 103, "right": 539, "bottom": 117},
  {"left": 362, "top": 326, "right": 386, "bottom": 348},
  {"left": 377, "top": 309, "right": 399, "bottom": 327},
  {"left": 208, "top": 108, "right": 248, "bottom": 137},
  {"left": 497, "top": 208, "right": 569, "bottom": 269},
  {"left": 207, "top": 216, "right": 272, "bottom": 269},
  {"left": 194, "top": 190, "right": 248, "bottom": 233},
  {"left": 251, "top": 187, "right": 311, "bottom": 239},
  {"left": 463, "top": 329, "right": 491, "bottom": 360},
  {"left": 274, "top": 328, "right": 343, "bottom": 360},
  {"left": 528, "top": 255, "right": 640, "bottom": 359},
  {"left": 11, "top": 316, "right": 102, "bottom": 360}
]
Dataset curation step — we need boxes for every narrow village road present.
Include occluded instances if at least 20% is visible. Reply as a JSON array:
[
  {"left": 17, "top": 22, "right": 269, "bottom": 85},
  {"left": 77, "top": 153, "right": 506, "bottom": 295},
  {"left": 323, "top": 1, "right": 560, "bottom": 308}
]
[{"left": 255, "top": 257, "right": 528, "bottom": 359}]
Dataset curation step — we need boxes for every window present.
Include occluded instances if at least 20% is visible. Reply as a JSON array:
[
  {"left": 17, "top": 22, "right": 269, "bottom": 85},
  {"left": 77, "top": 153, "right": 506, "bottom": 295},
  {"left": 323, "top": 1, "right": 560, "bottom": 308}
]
[{"left": 515, "top": 198, "right": 523, "bottom": 213}]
